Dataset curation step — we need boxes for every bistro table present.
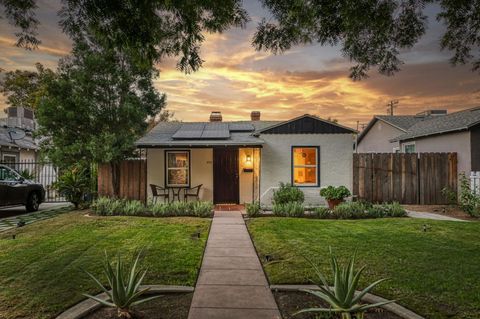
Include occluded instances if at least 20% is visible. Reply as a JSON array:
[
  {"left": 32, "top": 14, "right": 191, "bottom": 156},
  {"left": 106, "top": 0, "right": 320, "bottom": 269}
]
[{"left": 167, "top": 187, "right": 186, "bottom": 202}]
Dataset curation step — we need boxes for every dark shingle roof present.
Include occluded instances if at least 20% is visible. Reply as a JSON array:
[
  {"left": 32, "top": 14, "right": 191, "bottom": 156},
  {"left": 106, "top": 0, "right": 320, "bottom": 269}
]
[
  {"left": 0, "top": 126, "right": 39, "bottom": 150},
  {"left": 135, "top": 121, "right": 282, "bottom": 147},
  {"left": 392, "top": 107, "right": 480, "bottom": 142}
]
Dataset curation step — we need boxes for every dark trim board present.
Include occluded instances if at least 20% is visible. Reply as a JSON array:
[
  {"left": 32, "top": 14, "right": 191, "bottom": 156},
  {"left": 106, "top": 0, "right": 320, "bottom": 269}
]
[
  {"left": 290, "top": 146, "right": 320, "bottom": 187},
  {"left": 259, "top": 115, "right": 355, "bottom": 134},
  {"left": 138, "top": 144, "right": 263, "bottom": 149}
]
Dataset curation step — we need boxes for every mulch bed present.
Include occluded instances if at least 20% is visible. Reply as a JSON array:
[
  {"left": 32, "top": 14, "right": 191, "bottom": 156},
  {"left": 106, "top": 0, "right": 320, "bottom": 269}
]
[
  {"left": 82, "top": 293, "right": 193, "bottom": 319},
  {"left": 274, "top": 291, "right": 403, "bottom": 319},
  {"left": 403, "top": 205, "right": 477, "bottom": 221}
]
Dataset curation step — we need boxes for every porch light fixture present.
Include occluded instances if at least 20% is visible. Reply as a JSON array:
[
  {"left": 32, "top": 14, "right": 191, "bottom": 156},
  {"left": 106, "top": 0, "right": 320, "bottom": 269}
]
[{"left": 246, "top": 154, "right": 252, "bottom": 163}]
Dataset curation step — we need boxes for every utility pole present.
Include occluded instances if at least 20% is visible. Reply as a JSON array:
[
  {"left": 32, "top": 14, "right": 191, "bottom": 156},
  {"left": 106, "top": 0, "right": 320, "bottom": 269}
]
[{"left": 386, "top": 100, "right": 399, "bottom": 116}]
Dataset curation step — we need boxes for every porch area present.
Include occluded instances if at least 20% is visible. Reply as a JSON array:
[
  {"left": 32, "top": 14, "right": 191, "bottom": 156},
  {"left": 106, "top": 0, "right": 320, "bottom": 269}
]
[{"left": 145, "top": 147, "right": 261, "bottom": 205}]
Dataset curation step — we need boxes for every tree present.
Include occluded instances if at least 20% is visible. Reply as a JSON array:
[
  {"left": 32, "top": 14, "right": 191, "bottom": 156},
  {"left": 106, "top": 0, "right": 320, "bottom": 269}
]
[
  {"left": 147, "top": 109, "right": 177, "bottom": 131},
  {"left": 253, "top": 0, "right": 480, "bottom": 80},
  {"left": 0, "top": 63, "right": 56, "bottom": 110},
  {"left": 1, "top": 0, "right": 249, "bottom": 73},
  {"left": 36, "top": 42, "right": 166, "bottom": 196}
]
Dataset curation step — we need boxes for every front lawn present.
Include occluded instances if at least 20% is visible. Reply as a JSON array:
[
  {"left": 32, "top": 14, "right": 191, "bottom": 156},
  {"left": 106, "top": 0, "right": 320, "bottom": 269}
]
[
  {"left": 0, "top": 211, "right": 210, "bottom": 319},
  {"left": 247, "top": 218, "right": 480, "bottom": 319}
]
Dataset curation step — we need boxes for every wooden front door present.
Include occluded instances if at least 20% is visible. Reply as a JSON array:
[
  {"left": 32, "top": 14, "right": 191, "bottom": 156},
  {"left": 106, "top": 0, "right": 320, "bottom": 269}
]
[{"left": 213, "top": 148, "right": 239, "bottom": 204}]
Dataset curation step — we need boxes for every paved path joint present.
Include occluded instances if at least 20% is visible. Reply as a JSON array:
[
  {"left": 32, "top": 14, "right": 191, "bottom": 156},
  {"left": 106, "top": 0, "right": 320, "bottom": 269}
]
[{"left": 188, "top": 210, "right": 281, "bottom": 319}]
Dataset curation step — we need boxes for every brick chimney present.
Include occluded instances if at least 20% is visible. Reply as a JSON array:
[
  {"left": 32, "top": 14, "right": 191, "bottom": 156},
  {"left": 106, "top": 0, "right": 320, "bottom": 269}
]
[
  {"left": 210, "top": 111, "right": 222, "bottom": 122},
  {"left": 251, "top": 111, "right": 261, "bottom": 121}
]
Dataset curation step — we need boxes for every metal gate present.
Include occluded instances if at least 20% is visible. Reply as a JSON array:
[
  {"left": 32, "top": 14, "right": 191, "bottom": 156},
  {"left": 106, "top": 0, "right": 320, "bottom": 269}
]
[{"left": 0, "top": 160, "right": 66, "bottom": 202}]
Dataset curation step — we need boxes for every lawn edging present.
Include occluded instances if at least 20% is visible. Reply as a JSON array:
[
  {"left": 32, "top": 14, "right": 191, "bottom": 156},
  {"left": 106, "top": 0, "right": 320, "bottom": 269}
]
[
  {"left": 56, "top": 285, "right": 194, "bottom": 319},
  {"left": 271, "top": 284, "right": 425, "bottom": 319}
]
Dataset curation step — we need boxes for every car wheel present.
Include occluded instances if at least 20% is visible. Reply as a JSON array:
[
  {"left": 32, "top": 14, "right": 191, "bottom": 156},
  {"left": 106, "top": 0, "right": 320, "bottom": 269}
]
[{"left": 26, "top": 192, "right": 40, "bottom": 212}]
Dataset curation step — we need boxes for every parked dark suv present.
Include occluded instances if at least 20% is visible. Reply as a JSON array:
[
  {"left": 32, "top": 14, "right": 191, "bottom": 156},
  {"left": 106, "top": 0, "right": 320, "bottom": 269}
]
[{"left": 0, "top": 164, "right": 45, "bottom": 212}]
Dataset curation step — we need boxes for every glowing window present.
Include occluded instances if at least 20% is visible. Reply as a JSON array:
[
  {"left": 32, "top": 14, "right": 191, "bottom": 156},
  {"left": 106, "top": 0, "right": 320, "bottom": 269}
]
[
  {"left": 166, "top": 151, "right": 190, "bottom": 187},
  {"left": 292, "top": 147, "right": 318, "bottom": 186}
]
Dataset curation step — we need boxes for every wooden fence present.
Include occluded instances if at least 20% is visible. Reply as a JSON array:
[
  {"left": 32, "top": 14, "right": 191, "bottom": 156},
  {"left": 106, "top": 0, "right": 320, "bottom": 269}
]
[
  {"left": 97, "top": 159, "right": 147, "bottom": 202},
  {"left": 353, "top": 153, "right": 457, "bottom": 204}
]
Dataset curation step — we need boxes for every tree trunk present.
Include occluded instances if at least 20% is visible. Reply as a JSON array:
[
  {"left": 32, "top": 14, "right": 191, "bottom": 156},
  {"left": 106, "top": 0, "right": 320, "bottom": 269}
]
[{"left": 110, "top": 162, "right": 121, "bottom": 198}]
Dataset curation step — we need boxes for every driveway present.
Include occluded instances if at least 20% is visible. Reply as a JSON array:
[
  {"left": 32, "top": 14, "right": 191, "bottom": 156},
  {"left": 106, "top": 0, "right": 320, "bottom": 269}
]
[{"left": 0, "top": 202, "right": 70, "bottom": 219}]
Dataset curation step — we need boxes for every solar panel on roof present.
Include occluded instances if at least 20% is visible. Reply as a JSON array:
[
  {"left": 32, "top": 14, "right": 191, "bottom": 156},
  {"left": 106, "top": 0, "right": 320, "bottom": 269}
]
[
  {"left": 229, "top": 123, "right": 255, "bottom": 132},
  {"left": 201, "top": 130, "right": 230, "bottom": 139},
  {"left": 172, "top": 123, "right": 205, "bottom": 139}
]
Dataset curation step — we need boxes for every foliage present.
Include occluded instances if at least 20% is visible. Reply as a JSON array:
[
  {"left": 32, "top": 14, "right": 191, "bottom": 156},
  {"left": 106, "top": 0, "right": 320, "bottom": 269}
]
[
  {"left": 253, "top": 1, "right": 480, "bottom": 79},
  {"left": 53, "top": 166, "right": 91, "bottom": 209},
  {"left": 18, "top": 169, "right": 35, "bottom": 181},
  {"left": 320, "top": 186, "right": 351, "bottom": 201},
  {"left": 0, "top": 63, "right": 56, "bottom": 110},
  {"left": 313, "top": 202, "right": 406, "bottom": 220},
  {"left": 314, "top": 206, "right": 332, "bottom": 219},
  {"left": 83, "top": 251, "right": 159, "bottom": 318},
  {"left": 296, "top": 250, "right": 393, "bottom": 319},
  {"left": 91, "top": 197, "right": 213, "bottom": 218},
  {"left": 246, "top": 201, "right": 262, "bottom": 217},
  {"left": 458, "top": 173, "right": 480, "bottom": 217},
  {"left": 272, "top": 202, "right": 304, "bottom": 217},
  {"left": 2, "top": 0, "right": 248, "bottom": 73},
  {"left": 441, "top": 186, "right": 458, "bottom": 205},
  {"left": 272, "top": 182, "right": 304, "bottom": 205}
]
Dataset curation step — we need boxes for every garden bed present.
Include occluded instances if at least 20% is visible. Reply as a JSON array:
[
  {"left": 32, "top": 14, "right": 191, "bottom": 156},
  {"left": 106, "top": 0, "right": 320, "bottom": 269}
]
[
  {"left": 82, "top": 293, "right": 193, "bottom": 319},
  {"left": 274, "top": 291, "right": 402, "bottom": 319}
]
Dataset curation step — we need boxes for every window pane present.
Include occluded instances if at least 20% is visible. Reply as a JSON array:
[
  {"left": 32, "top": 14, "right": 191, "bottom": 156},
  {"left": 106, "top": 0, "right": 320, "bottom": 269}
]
[
  {"left": 293, "top": 148, "right": 317, "bottom": 166},
  {"left": 404, "top": 144, "right": 415, "bottom": 153},
  {"left": 293, "top": 167, "right": 317, "bottom": 185},
  {"left": 167, "top": 152, "right": 188, "bottom": 168},
  {"left": 167, "top": 169, "right": 188, "bottom": 186}
]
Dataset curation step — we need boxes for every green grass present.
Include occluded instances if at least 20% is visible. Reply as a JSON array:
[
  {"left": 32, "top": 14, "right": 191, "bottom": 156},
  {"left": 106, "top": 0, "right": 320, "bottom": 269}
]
[
  {"left": 0, "top": 211, "right": 210, "bottom": 319},
  {"left": 247, "top": 218, "right": 480, "bottom": 319}
]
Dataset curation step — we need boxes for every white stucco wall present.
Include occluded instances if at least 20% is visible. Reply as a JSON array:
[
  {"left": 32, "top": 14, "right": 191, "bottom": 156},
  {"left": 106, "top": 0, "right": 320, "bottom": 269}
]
[
  {"left": 239, "top": 148, "right": 254, "bottom": 204},
  {"left": 260, "top": 134, "right": 354, "bottom": 206},
  {"left": 400, "top": 131, "right": 472, "bottom": 175},
  {"left": 357, "top": 120, "right": 403, "bottom": 153},
  {"left": 146, "top": 148, "right": 214, "bottom": 201}
]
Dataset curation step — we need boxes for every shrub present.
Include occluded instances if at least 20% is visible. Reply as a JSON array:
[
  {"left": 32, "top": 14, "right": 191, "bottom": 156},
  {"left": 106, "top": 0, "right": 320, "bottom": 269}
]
[
  {"left": 296, "top": 250, "right": 393, "bottom": 318},
  {"left": 18, "top": 169, "right": 35, "bottom": 180},
  {"left": 332, "top": 201, "right": 368, "bottom": 219},
  {"left": 381, "top": 202, "right": 407, "bottom": 217},
  {"left": 123, "top": 200, "right": 145, "bottom": 216},
  {"left": 246, "top": 201, "right": 262, "bottom": 217},
  {"left": 272, "top": 202, "right": 305, "bottom": 217},
  {"left": 83, "top": 251, "right": 159, "bottom": 318},
  {"left": 54, "top": 166, "right": 91, "bottom": 209},
  {"left": 272, "top": 182, "right": 304, "bottom": 205},
  {"left": 314, "top": 206, "right": 332, "bottom": 219},
  {"left": 459, "top": 173, "right": 480, "bottom": 217},
  {"left": 192, "top": 201, "right": 214, "bottom": 217},
  {"left": 91, "top": 197, "right": 116, "bottom": 215},
  {"left": 441, "top": 186, "right": 458, "bottom": 205},
  {"left": 320, "top": 185, "right": 351, "bottom": 201}
]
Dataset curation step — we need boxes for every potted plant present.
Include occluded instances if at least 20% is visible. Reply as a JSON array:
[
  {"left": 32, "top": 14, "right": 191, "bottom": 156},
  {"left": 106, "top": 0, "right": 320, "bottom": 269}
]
[{"left": 320, "top": 186, "right": 351, "bottom": 209}]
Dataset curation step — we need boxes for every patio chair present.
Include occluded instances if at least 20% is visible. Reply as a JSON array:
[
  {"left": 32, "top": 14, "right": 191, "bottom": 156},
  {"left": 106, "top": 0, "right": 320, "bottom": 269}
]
[
  {"left": 183, "top": 184, "right": 203, "bottom": 202},
  {"left": 150, "top": 184, "right": 170, "bottom": 203}
]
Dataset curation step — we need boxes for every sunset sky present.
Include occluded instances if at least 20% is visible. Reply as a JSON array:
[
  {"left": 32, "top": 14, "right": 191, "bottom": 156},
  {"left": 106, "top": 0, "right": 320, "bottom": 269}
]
[{"left": 1, "top": 0, "right": 479, "bottom": 129}]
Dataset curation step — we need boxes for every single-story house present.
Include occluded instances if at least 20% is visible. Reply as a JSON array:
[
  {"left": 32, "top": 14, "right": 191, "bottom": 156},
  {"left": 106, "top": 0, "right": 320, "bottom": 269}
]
[
  {"left": 136, "top": 112, "right": 356, "bottom": 206},
  {"left": 356, "top": 110, "right": 447, "bottom": 153},
  {"left": 391, "top": 107, "right": 480, "bottom": 175}
]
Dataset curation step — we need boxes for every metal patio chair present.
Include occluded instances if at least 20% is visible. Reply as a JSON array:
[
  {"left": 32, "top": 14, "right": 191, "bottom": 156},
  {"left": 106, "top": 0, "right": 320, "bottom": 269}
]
[
  {"left": 183, "top": 184, "right": 203, "bottom": 202},
  {"left": 150, "top": 184, "right": 170, "bottom": 203}
]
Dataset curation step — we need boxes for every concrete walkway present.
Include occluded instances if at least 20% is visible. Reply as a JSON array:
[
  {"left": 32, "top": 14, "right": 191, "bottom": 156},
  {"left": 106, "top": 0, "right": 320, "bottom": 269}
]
[
  {"left": 188, "top": 211, "right": 281, "bottom": 319},
  {"left": 406, "top": 210, "right": 468, "bottom": 222}
]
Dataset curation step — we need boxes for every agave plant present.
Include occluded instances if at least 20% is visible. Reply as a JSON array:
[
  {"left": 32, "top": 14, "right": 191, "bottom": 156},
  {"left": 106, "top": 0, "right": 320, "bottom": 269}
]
[
  {"left": 295, "top": 250, "right": 394, "bottom": 319},
  {"left": 83, "top": 251, "right": 158, "bottom": 318}
]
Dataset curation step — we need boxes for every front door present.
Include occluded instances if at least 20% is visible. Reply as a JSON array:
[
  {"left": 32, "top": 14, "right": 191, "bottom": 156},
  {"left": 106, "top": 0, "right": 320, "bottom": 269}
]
[{"left": 213, "top": 148, "right": 239, "bottom": 204}]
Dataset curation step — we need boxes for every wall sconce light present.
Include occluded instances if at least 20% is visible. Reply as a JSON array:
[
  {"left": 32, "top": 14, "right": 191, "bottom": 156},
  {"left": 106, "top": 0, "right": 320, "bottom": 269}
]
[
  {"left": 246, "top": 154, "right": 252, "bottom": 163},
  {"left": 243, "top": 154, "right": 253, "bottom": 172}
]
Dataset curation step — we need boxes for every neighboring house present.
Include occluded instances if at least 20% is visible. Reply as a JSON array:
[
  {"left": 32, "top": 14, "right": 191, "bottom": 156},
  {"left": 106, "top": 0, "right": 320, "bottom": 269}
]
[
  {"left": 356, "top": 110, "right": 447, "bottom": 153},
  {"left": 136, "top": 112, "right": 356, "bottom": 206},
  {"left": 0, "top": 106, "right": 39, "bottom": 164},
  {"left": 391, "top": 107, "right": 480, "bottom": 175}
]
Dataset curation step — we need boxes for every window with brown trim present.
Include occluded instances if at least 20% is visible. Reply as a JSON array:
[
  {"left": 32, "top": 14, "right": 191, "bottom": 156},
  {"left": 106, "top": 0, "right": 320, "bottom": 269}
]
[
  {"left": 292, "top": 147, "right": 319, "bottom": 186},
  {"left": 165, "top": 151, "right": 190, "bottom": 187}
]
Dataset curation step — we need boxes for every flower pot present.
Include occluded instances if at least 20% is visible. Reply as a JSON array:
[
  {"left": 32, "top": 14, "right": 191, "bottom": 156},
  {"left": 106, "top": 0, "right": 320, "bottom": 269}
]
[{"left": 327, "top": 199, "right": 343, "bottom": 209}]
